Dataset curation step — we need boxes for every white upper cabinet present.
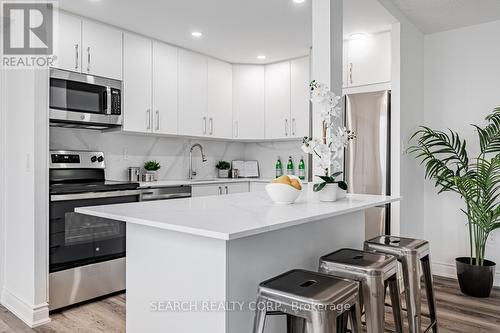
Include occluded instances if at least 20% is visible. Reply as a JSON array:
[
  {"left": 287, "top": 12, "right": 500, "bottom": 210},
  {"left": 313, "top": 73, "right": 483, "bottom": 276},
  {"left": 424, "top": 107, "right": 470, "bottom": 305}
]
[
  {"left": 153, "top": 42, "right": 178, "bottom": 135},
  {"left": 54, "top": 12, "right": 81, "bottom": 73},
  {"left": 82, "top": 20, "right": 123, "bottom": 80},
  {"left": 123, "top": 33, "right": 152, "bottom": 133},
  {"left": 265, "top": 61, "right": 291, "bottom": 140},
  {"left": 344, "top": 31, "right": 391, "bottom": 87},
  {"left": 232, "top": 65, "right": 265, "bottom": 140},
  {"left": 207, "top": 58, "right": 233, "bottom": 139},
  {"left": 178, "top": 50, "right": 208, "bottom": 137},
  {"left": 290, "top": 57, "right": 310, "bottom": 138},
  {"left": 54, "top": 13, "right": 123, "bottom": 80}
]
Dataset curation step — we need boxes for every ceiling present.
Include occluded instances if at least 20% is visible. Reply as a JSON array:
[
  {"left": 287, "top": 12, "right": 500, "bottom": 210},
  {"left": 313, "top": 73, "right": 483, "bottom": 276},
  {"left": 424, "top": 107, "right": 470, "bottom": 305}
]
[
  {"left": 344, "top": 0, "right": 397, "bottom": 37},
  {"left": 57, "top": 0, "right": 395, "bottom": 64},
  {"left": 57, "top": 0, "right": 311, "bottom": 64},
  {"left": 391, "top": 0, "right": 500, "bottom": 34}
]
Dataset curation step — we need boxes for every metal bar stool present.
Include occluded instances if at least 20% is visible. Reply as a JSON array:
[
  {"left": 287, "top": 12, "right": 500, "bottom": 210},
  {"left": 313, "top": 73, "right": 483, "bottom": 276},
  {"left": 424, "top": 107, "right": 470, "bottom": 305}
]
[
  {"left": 364, "top": 236, "right": 439, "bottom": 333},
  {"left": 252, "top": 269, "right": 363, "bottom": 333},
  {"left": 319, "top": 248, "right": 404, "bottom": 333}
]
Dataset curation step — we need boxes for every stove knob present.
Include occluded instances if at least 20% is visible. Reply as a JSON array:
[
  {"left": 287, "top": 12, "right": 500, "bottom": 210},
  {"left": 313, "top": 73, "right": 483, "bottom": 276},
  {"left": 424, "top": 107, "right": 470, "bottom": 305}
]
[
  {"left": 97, "top": 156, "right": 104, "bottom": 163},
  {"left": 91, "top": 156, "right": 97, "bottom": 163}
]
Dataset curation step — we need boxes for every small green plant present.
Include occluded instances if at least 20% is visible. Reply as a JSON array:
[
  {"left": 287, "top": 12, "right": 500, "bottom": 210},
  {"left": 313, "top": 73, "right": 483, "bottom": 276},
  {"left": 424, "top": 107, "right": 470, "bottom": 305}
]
[
  {"left": 216, "top": 161, "right": 231, "bottom": 170},
  {"left": 144, "top": 160, "right": 161, "bottom": 171},
  {"left": 313, "top": 172, "right": 348, "bottom": 192}
]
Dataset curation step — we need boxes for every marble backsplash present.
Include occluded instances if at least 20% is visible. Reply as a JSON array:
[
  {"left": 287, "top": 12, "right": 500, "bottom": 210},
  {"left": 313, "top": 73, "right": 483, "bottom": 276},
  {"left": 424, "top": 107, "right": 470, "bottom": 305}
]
[{"left": 50, "top": 128, "right": 306, "bottom": 181}]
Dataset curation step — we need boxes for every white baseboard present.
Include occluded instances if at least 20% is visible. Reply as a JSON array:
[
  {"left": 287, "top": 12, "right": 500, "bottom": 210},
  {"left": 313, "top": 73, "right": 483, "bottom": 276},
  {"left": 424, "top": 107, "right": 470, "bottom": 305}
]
[
  {"left": 432, "top": 261, "right": 500, "bottom": 287},
  {"left": 1, "top": 287, "right": 50, "bottom": 327}
]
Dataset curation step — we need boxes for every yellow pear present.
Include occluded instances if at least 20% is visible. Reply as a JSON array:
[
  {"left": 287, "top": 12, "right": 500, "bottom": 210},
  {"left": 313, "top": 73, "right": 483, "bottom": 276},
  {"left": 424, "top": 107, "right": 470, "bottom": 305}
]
[
  {"left": 290, "top": 179, "right": 302, "bottom": 191},
  {"left": 272, "top": 175, "right": 292, "bottom": 185}
]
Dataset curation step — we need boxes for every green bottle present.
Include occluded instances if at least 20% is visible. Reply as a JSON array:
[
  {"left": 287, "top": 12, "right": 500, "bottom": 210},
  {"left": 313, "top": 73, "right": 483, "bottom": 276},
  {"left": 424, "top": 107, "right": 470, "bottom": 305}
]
[
  {"left": 287, "top": 156, "right": 294, "bottom": 176},
  {"left": 298, "top": 156, "right": 306, "bottom": 180},
  {"left": 275, "top": 157, "right": 283, "bottom": 178}
]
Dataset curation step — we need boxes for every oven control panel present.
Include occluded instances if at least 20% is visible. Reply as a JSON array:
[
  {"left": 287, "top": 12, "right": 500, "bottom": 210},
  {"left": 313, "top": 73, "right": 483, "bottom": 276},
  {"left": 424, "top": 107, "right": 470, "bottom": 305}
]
[
  {"left": 51, "top": 154, "right": 80, "bottom": 164},
  {"left": 50, "top": 151, "right": 105, "bottom": 169}
]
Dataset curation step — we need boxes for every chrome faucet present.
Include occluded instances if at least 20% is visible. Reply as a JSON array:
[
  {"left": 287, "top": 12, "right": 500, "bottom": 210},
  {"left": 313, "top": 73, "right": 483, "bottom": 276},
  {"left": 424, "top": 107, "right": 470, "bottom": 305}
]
[{"left": 188, "top": 143, "right": 207, "bottom": 179}]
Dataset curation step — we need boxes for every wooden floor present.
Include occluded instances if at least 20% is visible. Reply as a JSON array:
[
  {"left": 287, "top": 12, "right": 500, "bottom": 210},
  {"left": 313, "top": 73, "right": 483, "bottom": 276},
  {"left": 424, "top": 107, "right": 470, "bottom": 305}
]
[{"left": 0, "top": 276, "right": 498, "bottom": 332}]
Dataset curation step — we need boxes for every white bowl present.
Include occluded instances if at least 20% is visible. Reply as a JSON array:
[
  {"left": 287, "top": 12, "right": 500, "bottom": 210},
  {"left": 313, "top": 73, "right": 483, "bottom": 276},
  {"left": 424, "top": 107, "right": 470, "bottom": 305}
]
[{"left": 265, "top": 183, "right": 301, "bottom": 204}]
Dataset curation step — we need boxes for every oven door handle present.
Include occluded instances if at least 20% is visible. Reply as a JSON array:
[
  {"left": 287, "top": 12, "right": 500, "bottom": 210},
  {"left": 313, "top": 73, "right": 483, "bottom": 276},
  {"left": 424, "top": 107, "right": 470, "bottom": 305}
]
[
  {"left": 51, "top": 190, "right": 142, "bottom": 202},
  {"left": 141, "top": 193, "right": 191, "bottom": 201}
]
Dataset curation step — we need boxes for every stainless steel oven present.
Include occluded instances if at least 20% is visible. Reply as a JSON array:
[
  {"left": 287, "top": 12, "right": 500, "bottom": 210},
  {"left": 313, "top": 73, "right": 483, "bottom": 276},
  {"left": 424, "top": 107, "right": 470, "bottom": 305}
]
[
  {"left": 49, "top": 151, "right": 139, "bottom": 310},
  {"left": 50, "top": 191, "right": 140, "bottom": 273},
  {"left": 49, "top": 68, "right": 122, "bottom": 129}
]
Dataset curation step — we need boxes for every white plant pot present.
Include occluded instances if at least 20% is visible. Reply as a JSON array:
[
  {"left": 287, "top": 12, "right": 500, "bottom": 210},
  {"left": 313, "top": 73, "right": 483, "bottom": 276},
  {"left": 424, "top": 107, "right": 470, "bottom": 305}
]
[
  {"left": 145, "top": 170, "right": 158, "bottom": 181},
  {"left": 336, "top": 188, "right": 347, "bottom": 200},
  {"left": 318, "top": 183, "right": 338, "bottom": 202},
  {"left": 218, "top": 169, "right": 230, "bottom": 178}
]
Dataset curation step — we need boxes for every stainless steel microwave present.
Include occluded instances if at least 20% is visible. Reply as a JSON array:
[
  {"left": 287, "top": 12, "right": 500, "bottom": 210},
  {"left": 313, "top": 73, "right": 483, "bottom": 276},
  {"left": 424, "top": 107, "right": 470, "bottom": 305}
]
[{"left": 49, "top": 68, "right": 122, "bottom": 129}]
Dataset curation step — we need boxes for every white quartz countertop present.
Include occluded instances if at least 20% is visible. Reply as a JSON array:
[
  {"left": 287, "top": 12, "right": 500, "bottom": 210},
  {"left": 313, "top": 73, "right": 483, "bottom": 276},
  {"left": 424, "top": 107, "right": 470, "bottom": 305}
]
[
  {"left": 76, "top": 192, "right": 400, "bottom": 240},
  {"left": 137, "top": 178, "right": 270, "bottom": 188}
]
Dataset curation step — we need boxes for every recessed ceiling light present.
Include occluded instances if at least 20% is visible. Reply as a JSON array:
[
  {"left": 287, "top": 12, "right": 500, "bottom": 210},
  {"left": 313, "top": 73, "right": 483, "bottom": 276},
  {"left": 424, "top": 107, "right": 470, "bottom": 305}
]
[
  {"left": 257, "top": 55, "right": 266, "bottom": 60},
  {"left": 191, "top": 31, "right": 203, "bottom": 38},
  {"left": 349, "top": 33, "right": 367, "bottom": 40},
  {"left": 293, "top": 0, "right": 306, "bottom": 3}
]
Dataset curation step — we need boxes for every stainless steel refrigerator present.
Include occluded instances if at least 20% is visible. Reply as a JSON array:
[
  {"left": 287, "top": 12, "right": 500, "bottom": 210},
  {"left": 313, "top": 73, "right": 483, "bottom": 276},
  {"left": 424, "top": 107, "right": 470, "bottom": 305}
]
[{"left": 344, "top": 90, "right": 391, "bottom": 240}]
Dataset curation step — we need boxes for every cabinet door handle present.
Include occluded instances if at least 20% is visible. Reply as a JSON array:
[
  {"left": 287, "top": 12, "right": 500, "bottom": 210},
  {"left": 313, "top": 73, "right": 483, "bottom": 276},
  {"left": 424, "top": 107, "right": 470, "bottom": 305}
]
[
  {"left": 202, "top": 117, "right": 207, "bottom": 134},
  {"left": 87, "top": 46, "right": 91, "bottom": 72},
  {"left": 155, "top": 110, "right": 160, "bottom": 131},
  {"left": 285, "top": 119, "right": 289, "bottom": 136},
  {"left": 225, "top": 186, "right": 228, "bottom": 195},
  {"left": 209, "top": 118, "right": 214, "bottom": 135},
  {"left": 75, "top": 44, "right": 79, "bottom": 70},
  {"left": 349, "top": 63, "right": 353, "bottom": 85},
  {"left": 146, "top": 109, "right": 151, "bottom": 130},
  {"left": 292, "top": 118, "right": 296, "bottom": 136}
]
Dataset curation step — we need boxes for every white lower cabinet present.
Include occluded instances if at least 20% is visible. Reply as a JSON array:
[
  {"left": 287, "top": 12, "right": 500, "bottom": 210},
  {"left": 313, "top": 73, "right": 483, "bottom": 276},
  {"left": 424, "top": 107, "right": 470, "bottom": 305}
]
[
  {"left": 249, "top": 182, "right": 267, "bottom": 193},
  {"left": 226, "top": 183, "right": 250, "bottom": 194},
  {"left": 192, "top": 182, "right": 250, "bottom": 197}
]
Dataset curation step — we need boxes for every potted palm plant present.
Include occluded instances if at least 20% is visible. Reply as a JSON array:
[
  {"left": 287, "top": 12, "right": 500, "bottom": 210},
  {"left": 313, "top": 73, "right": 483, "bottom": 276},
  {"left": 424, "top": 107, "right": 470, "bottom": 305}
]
[{"left": 409, "top": 108, "right": 500, "bottom": 297}]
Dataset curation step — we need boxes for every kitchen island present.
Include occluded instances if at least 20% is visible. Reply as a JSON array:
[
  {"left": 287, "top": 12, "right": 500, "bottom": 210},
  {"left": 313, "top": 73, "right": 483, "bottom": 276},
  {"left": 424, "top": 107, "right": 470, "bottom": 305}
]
[{"left": 76, "top": 190, "right": 400, "bottom": 333}]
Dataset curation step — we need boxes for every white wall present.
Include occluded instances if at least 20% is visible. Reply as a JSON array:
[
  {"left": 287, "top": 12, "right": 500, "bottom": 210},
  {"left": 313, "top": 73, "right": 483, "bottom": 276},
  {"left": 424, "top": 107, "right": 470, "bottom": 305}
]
[
  {"left": 310, "top": 0, "right": 343, "bottom": 177},
  {"left": 1, "top": 70, "right": 50, "bottom": 326},
  {"left": 50, "top": 128, "right": 305, "bottom": 180},
  {"left": 244, "top": 141, "right": 305, "bottom": 179},
  {"left": 424, "top": 19, "right": 500, "bottom": 284},
  {"left": 50, "top": 128, "right": 246, "bottom": 180},
  {"left": 0, "top": 65, "right": 5, "bottom": 297},
  {"left": 378, "top": 0, "right": 425, "bottom": 238}
]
